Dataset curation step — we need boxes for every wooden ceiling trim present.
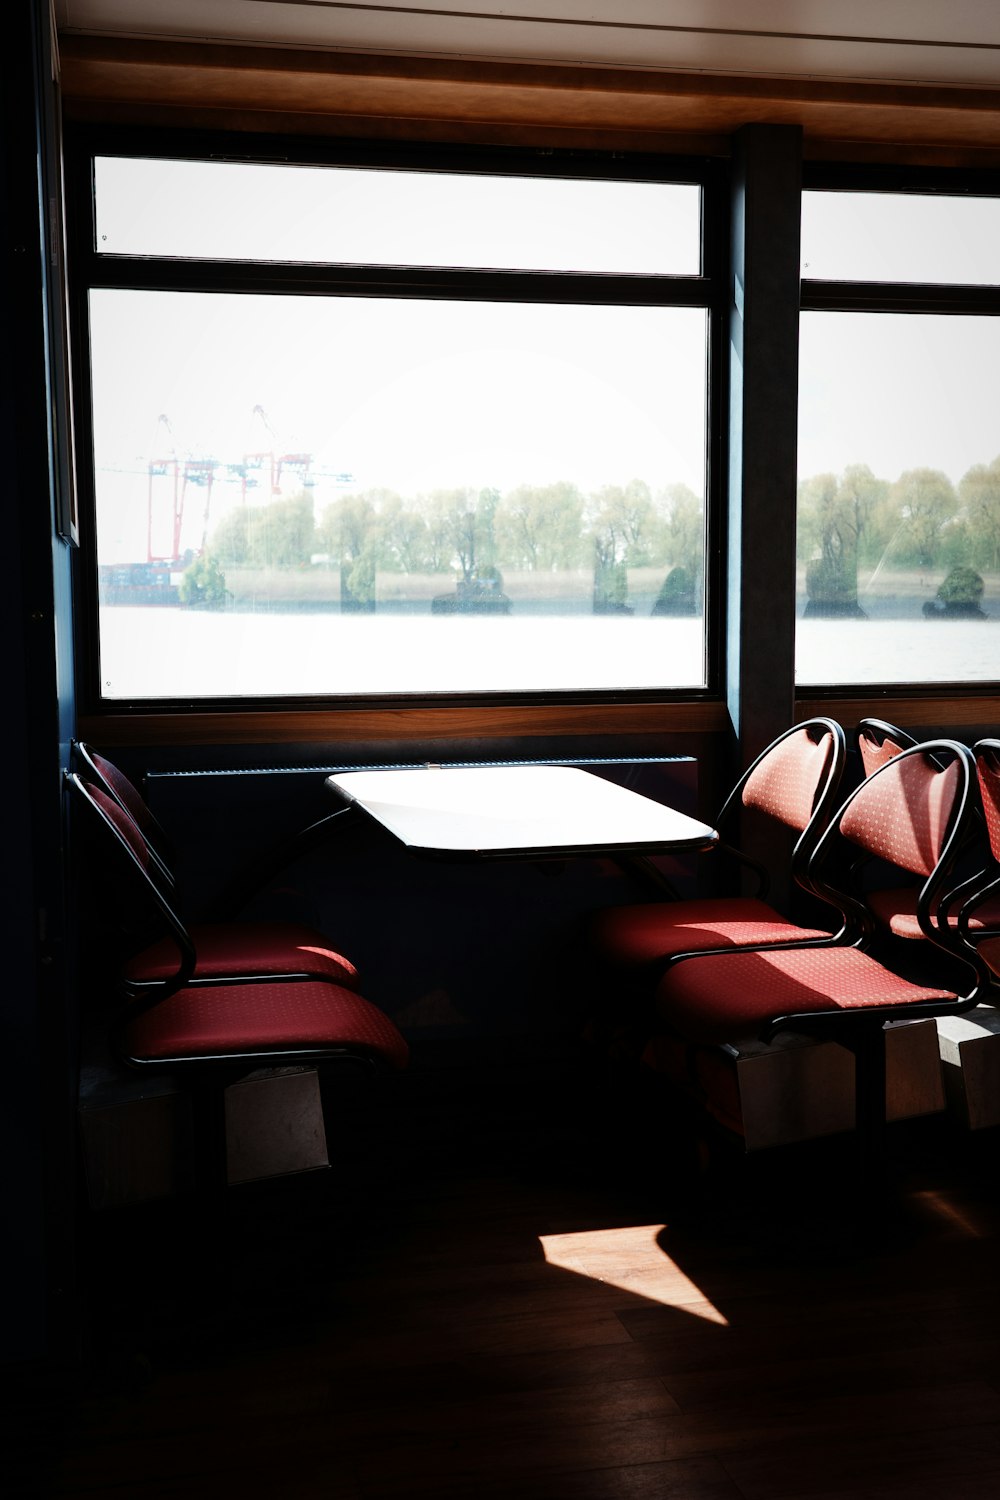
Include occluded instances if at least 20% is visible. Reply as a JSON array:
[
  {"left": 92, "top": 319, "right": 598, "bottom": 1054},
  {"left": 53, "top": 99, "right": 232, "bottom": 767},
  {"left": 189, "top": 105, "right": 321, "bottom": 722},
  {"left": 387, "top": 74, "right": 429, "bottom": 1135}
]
[
  {"left": 62, "top": 98, "right": 726, "bottom": 154},
  {"left": 59, "top": 37, "right": 1000, "bottom": 157}
]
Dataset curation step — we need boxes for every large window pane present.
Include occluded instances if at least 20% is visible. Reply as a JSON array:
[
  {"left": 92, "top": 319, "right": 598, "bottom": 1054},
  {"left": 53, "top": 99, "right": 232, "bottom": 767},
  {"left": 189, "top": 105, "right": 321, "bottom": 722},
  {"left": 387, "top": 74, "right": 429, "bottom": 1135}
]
[
  {"left": 94, "top": 157, "right": 701, "bottom": 275},
  {"left": 797, "top": 311, "right": 1000, "bottom": 686},
  {"left": 90, "top": 290, "right": 708, "bottom": 699},
  {"left": 802, "top": 190, "right": 1000, "bottom": 285}
]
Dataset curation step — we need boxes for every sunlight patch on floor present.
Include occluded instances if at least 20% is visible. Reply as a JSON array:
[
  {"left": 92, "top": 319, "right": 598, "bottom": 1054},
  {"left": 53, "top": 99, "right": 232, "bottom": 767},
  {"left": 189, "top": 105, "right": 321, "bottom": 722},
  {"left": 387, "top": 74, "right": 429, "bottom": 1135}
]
[{"left": 540, "top": 1224, "right": 729, "bottom": 1325}]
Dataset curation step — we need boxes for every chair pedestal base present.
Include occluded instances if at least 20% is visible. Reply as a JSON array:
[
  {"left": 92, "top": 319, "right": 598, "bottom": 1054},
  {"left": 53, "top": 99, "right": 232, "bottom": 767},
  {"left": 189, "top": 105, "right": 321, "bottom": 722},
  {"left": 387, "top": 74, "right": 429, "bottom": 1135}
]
[
  {"left": 78, "top": 1062, "right": 329, "bottom": 1208},
  {"left": 645, "top": 1019, "right": 945, "bottom": 1153},
  {"left": 937, "top": 1004, "right": 1000, "bottom": 1130}
]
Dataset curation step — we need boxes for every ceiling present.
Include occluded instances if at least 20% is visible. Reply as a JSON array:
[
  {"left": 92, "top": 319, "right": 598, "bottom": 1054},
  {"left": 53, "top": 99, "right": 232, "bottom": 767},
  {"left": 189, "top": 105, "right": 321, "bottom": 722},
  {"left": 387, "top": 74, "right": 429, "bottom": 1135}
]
[{"left": 51, "top": 1, "right": 1000, "bottom": 89}]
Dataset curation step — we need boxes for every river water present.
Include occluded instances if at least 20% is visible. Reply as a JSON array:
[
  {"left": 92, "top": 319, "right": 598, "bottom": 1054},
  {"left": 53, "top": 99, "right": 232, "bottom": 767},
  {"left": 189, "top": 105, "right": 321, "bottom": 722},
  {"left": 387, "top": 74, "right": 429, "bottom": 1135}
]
[{"left": 97, "top": 606, "right": 1000, "bottom": 700}]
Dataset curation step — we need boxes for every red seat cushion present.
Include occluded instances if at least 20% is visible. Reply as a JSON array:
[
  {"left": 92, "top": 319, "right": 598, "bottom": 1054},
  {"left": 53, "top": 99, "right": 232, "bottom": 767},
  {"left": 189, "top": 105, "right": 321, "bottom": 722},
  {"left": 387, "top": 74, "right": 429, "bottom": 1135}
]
[
  {"left": 126, "top": 978, "right": 409, "bottom": 1069},
  {"left": 589, "top": 896, "right": 831, "bottom": 971},
  {"left": 866, "top": 887, "right": 928, "bottom": 940},
  {"left": 656, "top": 945, "right": 955, "bottom": 1045},
  {"left": 123, "top": 921, "right": 361, "bottom": 989},
  {"left": 867, "top": 887, "right": 1000, "bottom": 940},
  {"left": 972, "top": 935, "right": 1000, "bottom": 979}
]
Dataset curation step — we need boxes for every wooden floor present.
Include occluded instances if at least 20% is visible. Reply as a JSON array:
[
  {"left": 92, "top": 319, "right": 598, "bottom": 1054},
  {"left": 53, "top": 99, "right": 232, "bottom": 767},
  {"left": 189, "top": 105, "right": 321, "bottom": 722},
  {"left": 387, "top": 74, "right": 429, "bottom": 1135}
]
[{"left": 16, "top": 1040, "right": 1000, "bottom": 1499}]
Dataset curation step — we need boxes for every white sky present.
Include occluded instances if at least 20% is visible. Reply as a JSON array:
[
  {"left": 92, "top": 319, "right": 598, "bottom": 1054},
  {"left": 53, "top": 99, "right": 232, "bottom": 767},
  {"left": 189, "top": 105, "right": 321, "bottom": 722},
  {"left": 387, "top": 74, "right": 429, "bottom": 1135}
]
[
  {"left": 798, "top": 191, "right": 1000, "bottom": 485},
  {"left": 95, "top": 157, "right": 701, "bottom": 276},
  {"left": 800, "top": 190, "right": 1000, "bottom": 287},
  {"left": 797, "top": 311, "right": 1000, "bottom": 485}
]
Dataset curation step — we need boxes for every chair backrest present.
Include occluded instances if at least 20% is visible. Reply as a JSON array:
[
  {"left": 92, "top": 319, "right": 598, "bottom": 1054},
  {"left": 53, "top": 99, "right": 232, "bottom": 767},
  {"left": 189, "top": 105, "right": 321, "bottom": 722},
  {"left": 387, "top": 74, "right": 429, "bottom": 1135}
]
[
  {"left": 974, "top": 740, "right": 1000, "bottom": 864},
  {"left": 739, "top": 720, "right": 845, "bottom": 833},
  {"left": 859, "top": 723, "right": 986, "bottom": 911},
  {"left": 68, "top": 771, "right": 194, "bottom": 999},
  {"left": 715, "top": 719, "right": 846, "bottom": 898},
  {"left": 856, "top": 718, "right": 920, "bottom": 778},
  {"left": 812, "top": 739, "right": 976, "bottom": 947},
  {"left": 73, "top": 741, "right": 175, "bottom": 887},
  {"left": 946, "top": 740, "right": 1000, "bottom": 956}
]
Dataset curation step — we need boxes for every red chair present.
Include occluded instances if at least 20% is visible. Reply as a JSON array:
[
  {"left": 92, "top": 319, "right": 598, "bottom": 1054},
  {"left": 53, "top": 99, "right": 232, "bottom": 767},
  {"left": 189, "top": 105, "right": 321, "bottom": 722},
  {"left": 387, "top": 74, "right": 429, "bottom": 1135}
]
[
  {"left": 856, "top": 720, "right": 997, "bottom": 942},
  {"left": 73, "top": 741, "right": 362, "bottom": 989},
  {"left": 69, "top": 772, "right": 408, "bottom": 1188},
  {"left": 588, "top": 719, "right": 847, "bottom": 982},
  {"left": 854, "top": 718, "right": 928, "bottom": 940},
  {"left": 651, "top": 740, "right": 987, "bottom": 1174},
  {"left": 74, "top": 739, "right": 176, "bottom": 889},
  {"left": 856, "top": 717, "right": 919, "bottom": 777},
  {"left": 955, "top": 740, "right": 1000, "bottom": 964}
]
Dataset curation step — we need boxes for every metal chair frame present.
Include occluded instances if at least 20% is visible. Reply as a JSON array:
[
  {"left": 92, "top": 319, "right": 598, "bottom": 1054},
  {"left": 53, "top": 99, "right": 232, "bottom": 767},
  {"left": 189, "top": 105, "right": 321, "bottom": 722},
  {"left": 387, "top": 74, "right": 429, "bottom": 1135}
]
[
  {"left": 68, "top": 770, "right": 408, "bottom": 1197},
  {"left": 659, "top": 740, "right": 990, "bottom": 1181}
]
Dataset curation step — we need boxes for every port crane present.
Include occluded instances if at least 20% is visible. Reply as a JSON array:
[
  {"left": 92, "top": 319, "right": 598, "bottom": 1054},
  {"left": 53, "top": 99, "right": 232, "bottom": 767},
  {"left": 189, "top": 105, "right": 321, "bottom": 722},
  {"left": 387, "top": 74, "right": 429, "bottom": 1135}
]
[
  {"left": 146, "top": 414, "right": 216, "bottom": 565},
  {"left": 146, "top": 407, "right": 314, "bottom": 565}
]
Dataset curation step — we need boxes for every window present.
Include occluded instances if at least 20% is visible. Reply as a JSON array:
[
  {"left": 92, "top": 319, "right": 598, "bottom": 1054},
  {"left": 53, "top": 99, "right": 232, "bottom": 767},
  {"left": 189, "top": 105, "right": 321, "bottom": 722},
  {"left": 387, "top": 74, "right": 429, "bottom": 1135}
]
[
  {"left": 801, "top": 189, "right": 1000, "bottom": 287},
  {"left": 79, "top": 147, "right": 719, "bottom": 705},
  {"left": 797, "top": 185, "right": 1000, "bottom": 687}
]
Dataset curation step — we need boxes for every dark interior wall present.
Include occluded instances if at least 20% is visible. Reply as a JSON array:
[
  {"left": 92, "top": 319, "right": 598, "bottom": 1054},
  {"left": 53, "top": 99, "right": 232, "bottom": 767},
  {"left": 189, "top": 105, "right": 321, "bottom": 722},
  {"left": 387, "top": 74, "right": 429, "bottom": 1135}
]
[{"left": 2, "top": 0, "right": 79, "bottom": 1365}]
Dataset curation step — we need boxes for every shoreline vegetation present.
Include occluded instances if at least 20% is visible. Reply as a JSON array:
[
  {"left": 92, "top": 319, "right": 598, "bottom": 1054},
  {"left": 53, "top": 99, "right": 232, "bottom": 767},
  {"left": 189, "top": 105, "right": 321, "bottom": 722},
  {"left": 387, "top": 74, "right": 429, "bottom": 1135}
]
[
  {"left": 249, "top": 561, "right": 998, "bottom": 610},
  {"left": 101, "top": 560, "right": 1000, "bottom": 620},
  {"left": 100, "top": 455, "right": 1000, "bottom": 620}
]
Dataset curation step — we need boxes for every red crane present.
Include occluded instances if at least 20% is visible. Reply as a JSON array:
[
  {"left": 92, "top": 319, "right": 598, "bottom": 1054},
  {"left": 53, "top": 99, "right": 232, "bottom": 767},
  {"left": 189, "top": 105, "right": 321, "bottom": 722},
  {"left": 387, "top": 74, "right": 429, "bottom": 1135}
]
[
  {"left": 146, "top": 414, "right": 180, "bottom": 564},
  {"left": 146, "top": 414, "right": 216, "bottom": 563},
  {"left": 146, "top": 407, "right": 311, "bottom": 567},
  {"left": 239, "top": 406, "right": 313, "bottom": 501}
]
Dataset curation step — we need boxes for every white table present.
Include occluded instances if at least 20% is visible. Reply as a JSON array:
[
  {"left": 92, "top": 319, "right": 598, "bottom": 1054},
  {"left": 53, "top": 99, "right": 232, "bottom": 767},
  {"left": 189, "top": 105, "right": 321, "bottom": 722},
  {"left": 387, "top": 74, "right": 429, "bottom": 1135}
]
[{"left": 325, "top": 763, "right": 717, "bottom": 860}]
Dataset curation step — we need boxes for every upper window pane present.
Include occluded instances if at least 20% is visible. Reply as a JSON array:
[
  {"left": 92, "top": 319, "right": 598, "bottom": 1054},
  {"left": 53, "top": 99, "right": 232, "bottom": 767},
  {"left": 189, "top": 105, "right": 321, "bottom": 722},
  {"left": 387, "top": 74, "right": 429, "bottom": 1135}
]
[
  {"left": 801, "top": 190, "right": 1000, "bottom": 285},
  {"left": 94, "top": 157, "right": 701, "bottom": 275}
]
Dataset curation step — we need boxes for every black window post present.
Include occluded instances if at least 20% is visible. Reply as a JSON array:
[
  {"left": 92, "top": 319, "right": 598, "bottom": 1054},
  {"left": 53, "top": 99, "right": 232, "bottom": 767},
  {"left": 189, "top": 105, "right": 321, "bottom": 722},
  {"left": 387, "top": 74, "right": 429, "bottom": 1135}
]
[{"left": 727, "top": 124, "right": 803, "bottom": 893}]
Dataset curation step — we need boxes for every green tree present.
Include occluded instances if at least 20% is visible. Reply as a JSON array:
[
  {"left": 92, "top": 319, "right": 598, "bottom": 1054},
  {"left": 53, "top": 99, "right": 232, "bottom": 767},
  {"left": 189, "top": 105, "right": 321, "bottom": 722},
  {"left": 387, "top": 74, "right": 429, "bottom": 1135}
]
[
  {"left": 495, "top": 481, "right": 583, "bottom": 571},
  {"left": 249, "top": 491, "right": 315, "bottom": 566},
  {"left": 475, "top": 487, "right": 501, "bottom": 575},
  {"left": 209, "top": 491, "right": 315, "bottom": 567},
  {"left": 586, "top": 481, "right": 657, "bottom": 615},
  {"left": 797, "top": 472, "right": 838, "bottom": 567},
  {"left": 890, "top": 467, "right": 958, "bottom": 567},
  {"left": 381, "top": 496, "right": 431, "bottom": 573},
  {"left": 317, "top": 492, "right": 385, "bottom": 610},
  {"left": 660, "top": 483, "right": 704, "bottom": 580},
  {"left": 317, "top": 492, "right": 377, "bottom": 562},
  {"left": 178, "top": 551, "right": 228, "bottom": 608},
  {"left": 420, "top": 488, "right": 498, "bottom": 581},
  {"left": 800, "top": 464, "right": 891, "bottom": 611},
  {"left": 959, "top": 456, "right": 1000, "bottom": 572},
  {"left": 587, "top": 480, "right": 660, "bottom": 568},
  {"left": 209, "top": 505, "right": 251, "bottom": 565},
  {"left": 837, "top": 464, "right": 891, "bottom": 570},
  {"left": 799, "top": 471, "right": 860, "bottom": 612}
]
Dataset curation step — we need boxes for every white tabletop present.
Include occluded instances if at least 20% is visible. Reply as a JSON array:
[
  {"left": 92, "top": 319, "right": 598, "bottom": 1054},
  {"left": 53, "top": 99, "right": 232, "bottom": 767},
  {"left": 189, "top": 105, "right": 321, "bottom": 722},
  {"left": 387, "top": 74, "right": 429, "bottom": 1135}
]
[{"left": 325, "top": 764, "right": 717, "bottom": 858}]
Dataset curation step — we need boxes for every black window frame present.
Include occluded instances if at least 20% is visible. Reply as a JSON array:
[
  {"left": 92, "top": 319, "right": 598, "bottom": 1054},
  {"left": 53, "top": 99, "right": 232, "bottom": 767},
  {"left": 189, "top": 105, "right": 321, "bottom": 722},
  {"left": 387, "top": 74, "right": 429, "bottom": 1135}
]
[{"left": 66, "top": 125, "right": 728, "bottom": 721}]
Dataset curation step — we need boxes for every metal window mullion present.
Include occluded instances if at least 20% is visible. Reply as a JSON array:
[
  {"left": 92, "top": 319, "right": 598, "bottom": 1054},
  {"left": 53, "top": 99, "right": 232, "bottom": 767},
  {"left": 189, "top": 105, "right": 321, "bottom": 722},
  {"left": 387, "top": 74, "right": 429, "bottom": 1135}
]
[
  {"left": 802, "top": 279, "right": 1000, "bottom": 315},
  {"left": 83, "top": 255, "right": 714, "bottom": 308}
]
